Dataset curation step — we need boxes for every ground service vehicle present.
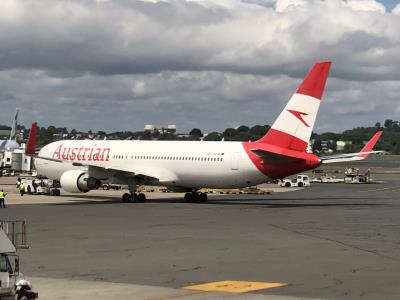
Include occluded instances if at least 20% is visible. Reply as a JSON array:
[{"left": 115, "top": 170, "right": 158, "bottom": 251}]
[
  {"left": 280, "top": 175, "right": 310, "bottom": 187},
  {"left": 0, "top": 230, "right": 38, "bottom": 300}
]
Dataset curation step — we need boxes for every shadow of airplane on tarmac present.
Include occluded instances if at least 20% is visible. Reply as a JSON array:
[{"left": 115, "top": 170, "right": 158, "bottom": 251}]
[{"left": 49, "top": 193, "right": 384, "bottom": 209}]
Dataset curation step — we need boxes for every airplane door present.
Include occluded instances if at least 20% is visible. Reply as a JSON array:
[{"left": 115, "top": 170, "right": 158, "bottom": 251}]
[{"left": 231, "top": 152, "right": 239, "bottom": 170}]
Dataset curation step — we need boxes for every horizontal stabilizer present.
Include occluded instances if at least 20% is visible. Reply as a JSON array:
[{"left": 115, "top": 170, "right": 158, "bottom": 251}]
[
  {"left": 321, "top": 151, "right": 383, "bottom": 164},
  {"left": 250, "top": 149, "right": 305, "bottom": 165},
  {"left": 321, "top": 131, "right": 383, "bottom": 164},
  {"left": 358, "top": 131, "right": 383, "bottom": 158}
]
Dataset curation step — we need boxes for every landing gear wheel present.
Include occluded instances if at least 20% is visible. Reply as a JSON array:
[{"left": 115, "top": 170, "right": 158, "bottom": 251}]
[
  {"left": 192, "top": 193, "right": 200, "bottom": 202},
  {"left": 199, "top": 193, "right": 208, "bottom": 202},
  {"left": 184, "top": 193, "right": 192, "bottom": 202},
  {"left": 131, "top": 193, "right": 138, "bottom": 203},
  {"left": 138, "top": 193, "right": 146, "bottom": 202},
  {"left": 122, "top": 193, "right": 132, "bottom": 203}
]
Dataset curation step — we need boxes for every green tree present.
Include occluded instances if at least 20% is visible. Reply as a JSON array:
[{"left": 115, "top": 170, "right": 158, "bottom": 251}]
[
  {"left": 384, "top": 119, "right": 393, "bottom": 129},
  {"left": 204, "top": 132, "right": 221, "bottom": 141},
  {"left": 223, "top": 128, "right": 236, "bottom": 138},
  {"left": 249, "top": 125, "right": 269, "bottom": 138},
  {"left": 236, "top": 125, "right": 249, "bottom": 133},
  {"left": 189, "top": 128, "right": 203, "bottom": 138}
]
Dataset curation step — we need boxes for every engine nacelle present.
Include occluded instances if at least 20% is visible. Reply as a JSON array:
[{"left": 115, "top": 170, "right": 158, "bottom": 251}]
[{"left": 60, "top": 170, "right": 101, "bottom": 193}]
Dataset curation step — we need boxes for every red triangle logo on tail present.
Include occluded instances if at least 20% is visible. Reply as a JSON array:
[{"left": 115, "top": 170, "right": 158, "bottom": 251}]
[{"left": 287, "top": 109, "right": 310, "bottom": 127}]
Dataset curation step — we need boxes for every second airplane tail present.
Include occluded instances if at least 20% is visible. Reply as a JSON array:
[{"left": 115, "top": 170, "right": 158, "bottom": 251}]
[
  {"left": 9, "top": 108, "right": 19, "bottom": 142},
  {"left": 257, "top": 61, "right": 331, "bottom": 152}
]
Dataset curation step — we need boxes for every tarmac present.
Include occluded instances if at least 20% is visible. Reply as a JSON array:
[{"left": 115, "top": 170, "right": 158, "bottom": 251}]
[{"left": 1, "top": 159, "right": 400, "bottom": 299}]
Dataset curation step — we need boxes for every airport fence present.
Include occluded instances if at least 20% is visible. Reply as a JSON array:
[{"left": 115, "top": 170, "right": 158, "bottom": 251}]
[{"left": 0, "top": 220, "right": 29, "bottom": 249}]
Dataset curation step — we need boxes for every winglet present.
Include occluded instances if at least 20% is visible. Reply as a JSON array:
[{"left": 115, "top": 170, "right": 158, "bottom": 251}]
[
  {"left": 358, "top": 131, "right": 383, "bottom": 158},
  {"left": 26, "top": 122, "right": 38, "bottom": 155}
]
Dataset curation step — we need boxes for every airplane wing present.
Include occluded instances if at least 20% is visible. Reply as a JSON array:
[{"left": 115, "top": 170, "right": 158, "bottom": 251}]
[
  {"left": 320, "top": 131, "right": 383, "bottom": 164},
  {"left": 76, "top": 163, "right": 178, "bottom": 183}
]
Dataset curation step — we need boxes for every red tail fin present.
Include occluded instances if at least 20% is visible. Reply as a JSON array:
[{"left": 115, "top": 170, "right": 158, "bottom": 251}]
[
  {"left": 257, "top": 61, "right": 331, "bottom": 152},
  {"left": 26, "top": 122, "right": 37, "bottom": 155},
  {"left": 296, "top": 61, "right": 331, "bottom": 99}
]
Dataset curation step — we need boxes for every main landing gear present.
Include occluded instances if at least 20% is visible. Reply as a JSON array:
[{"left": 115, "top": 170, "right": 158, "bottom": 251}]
[
  {"left": 184, "top": 192, "right": 208, "bottom": 203},
  {"left": 122, "top": 192, "right": 146, "bottom": 203}
]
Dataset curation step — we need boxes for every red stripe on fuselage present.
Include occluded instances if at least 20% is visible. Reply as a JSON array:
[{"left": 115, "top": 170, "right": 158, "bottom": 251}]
[
  {"left": 242, "top": 141, "right": 321, "bottom": 179},
  {"left": 257, "top": 129, "right": 308, "bottom": 152}
]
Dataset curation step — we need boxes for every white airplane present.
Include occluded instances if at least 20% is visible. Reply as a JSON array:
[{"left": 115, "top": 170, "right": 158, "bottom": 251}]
[
  {"left": 0, "top": 108, "right": 20, "bottom": 152},
  {"left": 26, "top": 61, "right": 382, "bottom": 202}
]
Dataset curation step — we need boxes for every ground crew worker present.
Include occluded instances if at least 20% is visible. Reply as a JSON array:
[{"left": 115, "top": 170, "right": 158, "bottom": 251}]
[
  {"left": 0, "top": 189, "right": 6, "bottom": 208},
  {"left": 32, "top": 180, "right": 38, "bottom": 193},
  {"left": 19, "top": 182, "right": 25, "bottom": 196}
]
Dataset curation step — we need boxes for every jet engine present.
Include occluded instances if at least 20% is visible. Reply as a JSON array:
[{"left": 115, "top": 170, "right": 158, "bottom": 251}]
[{"left": 60, "top": 170, "right": 101, "bottom": 193}]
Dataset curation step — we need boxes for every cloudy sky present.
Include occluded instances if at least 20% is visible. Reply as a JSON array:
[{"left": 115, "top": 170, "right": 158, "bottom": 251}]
[{"left": 1, "top": 0, "right": 400, "bottom": 133}]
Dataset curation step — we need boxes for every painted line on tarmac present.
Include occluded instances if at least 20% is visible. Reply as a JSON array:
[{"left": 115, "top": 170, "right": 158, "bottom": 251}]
[
  {"left": 184, "top": 280, "right": 288, "bottom": 293},
  {"left": 358, "top": 186, "right": 400, "bottom": 193},
  {"left": 145, "top": 290, "right": 204, "bottom": 300}
]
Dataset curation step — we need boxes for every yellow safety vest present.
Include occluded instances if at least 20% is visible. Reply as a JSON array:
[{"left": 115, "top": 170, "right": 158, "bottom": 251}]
[
  {"left": 19, "top": 184, "right": 24, "bottom": 190},
  {"left": 0, "top": 191, "right": 4, "bottom": 198}
]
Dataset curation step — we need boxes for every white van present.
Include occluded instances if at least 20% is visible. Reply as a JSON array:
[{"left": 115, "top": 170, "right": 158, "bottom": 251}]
[
  {"left": 280, "top": 175, "right": 310, "bottom": 188},
  {"left": 0, "top": 230, "right": 38, "bottom": 299}
]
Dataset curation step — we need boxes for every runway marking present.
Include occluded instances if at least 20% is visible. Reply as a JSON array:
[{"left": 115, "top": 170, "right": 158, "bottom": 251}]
[
  {"left": 358, "top": 186, "right": 400, "bottom": 193},
  {"left": 183, "top": 280, "right": 287, "bottom": 293},
  {"left": 145, "top": 290, "right": 203, "bottom": 300}
]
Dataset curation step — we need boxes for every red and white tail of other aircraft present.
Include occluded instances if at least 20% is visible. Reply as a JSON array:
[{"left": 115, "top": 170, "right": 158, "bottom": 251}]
[{"left": 26, "top": 61, "right": 383, "bottom": 202}]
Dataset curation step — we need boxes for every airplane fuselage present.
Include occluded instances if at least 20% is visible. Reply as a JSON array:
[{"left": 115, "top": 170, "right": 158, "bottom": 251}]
[
  {"left": 35, "top": 140, "right": 320, "bottom": 190},
  {"left": 0, "top": 140, "right": 19, "bottom": 152}
]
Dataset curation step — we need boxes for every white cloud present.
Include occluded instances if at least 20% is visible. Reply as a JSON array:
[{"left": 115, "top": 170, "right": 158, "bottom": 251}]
[
  {"left": 275, "top": 0, "right": 307, "bottom": 12},
  {"left": 393, "top": 3, "right": 400, "bottom": 14},
  {"left": 0, "top": 0, "right": 399, "bottom": 133},
  {"left": 0, "top": 0, "right": 24, "bottom": 23},
  {"left": 342, "top": 0, "right": 385, "bottom": 13}
]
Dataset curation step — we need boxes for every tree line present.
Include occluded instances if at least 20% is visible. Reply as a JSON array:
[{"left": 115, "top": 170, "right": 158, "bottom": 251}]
[{"left": 2, "top": 120, "right": 400, "bottom": 153}]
